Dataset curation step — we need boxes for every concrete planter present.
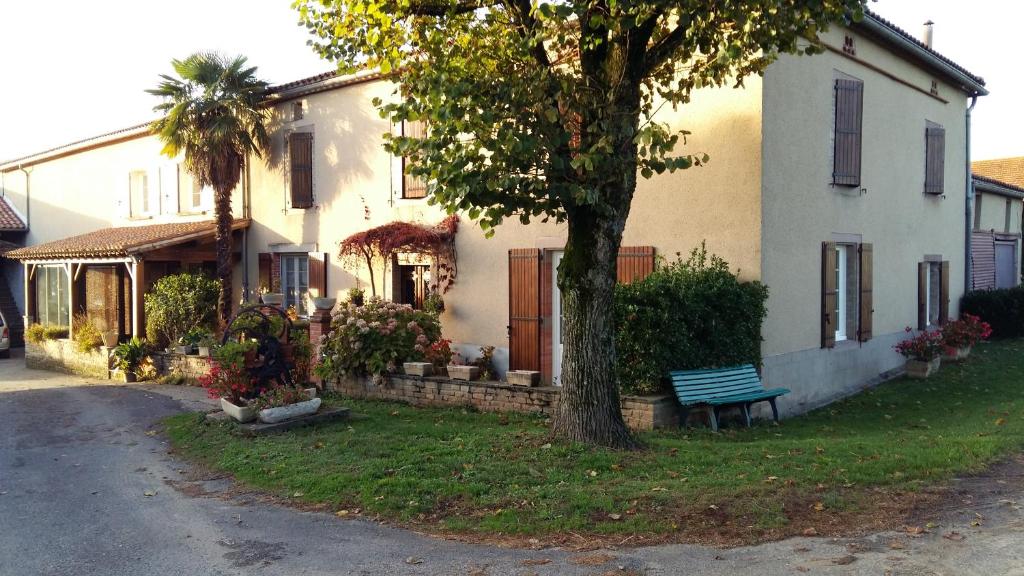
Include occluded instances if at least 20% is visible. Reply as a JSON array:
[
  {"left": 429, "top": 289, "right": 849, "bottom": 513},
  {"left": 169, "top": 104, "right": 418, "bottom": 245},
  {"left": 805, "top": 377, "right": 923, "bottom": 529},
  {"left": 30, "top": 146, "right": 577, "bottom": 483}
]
[
  {"left": 311, "top": 297, "right": 337, "bottom": 311},
  {"left": 221, "top": 398, "right": 257, "bottom": 423},
  {"left": 447, "top": 365, "right": 481, "bottom": 381},
  {"left": 198, "top": 346, "right": 210, "bottom": 358},
  {"left": 905, "top": 357, "right": 941, "bottom": 379},
  {"left": 175, "top": 345, "right": 192, "bottom": 355},
  {"left": 258, "top": 398, "right": 322, "bottom": 424},
  {"left": 942, "top": 346, "right": 972, "bottom": 362},
  {"left": 403, "top": 362, "right": 433, "bottom": 377},
  {"left": 261, "top": 293, "right": 285, "bottom": 306},
  {"left": 507, "top": 370, "right": 540, "bottom": 387}
]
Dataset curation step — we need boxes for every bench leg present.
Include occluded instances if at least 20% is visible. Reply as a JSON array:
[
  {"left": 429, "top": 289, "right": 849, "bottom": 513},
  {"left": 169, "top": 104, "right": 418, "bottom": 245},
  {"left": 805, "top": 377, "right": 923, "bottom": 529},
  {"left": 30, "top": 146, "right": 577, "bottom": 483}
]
[
  {"left": 677, "top": 406, "right": 690, "bottom": 428},
  {"left": 741, "top": 404, "right": 752, "bottom": 427},
  {"left": 709, "top": 407, "right": 720, "bottom": 432},
  {"left": 768, "top": 398, "right": 780, "bottom": 422}
]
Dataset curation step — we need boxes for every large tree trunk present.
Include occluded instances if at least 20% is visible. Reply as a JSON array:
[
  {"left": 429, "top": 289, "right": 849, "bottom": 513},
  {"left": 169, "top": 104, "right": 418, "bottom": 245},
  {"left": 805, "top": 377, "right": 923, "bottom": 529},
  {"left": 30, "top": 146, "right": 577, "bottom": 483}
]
[
  {"left": 551, "top": 209, "right": 638, "bottom": 450},
  {"left": 214, "top": 186, "right": 234, "bottom": 327}
]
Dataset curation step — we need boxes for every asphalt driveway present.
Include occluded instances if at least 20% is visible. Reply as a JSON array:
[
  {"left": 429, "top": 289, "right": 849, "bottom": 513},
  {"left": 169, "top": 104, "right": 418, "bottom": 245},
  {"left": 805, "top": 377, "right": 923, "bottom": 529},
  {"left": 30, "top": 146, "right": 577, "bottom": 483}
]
[{"left": 2, "top": 351, "right": 1023, "bottom": 575}]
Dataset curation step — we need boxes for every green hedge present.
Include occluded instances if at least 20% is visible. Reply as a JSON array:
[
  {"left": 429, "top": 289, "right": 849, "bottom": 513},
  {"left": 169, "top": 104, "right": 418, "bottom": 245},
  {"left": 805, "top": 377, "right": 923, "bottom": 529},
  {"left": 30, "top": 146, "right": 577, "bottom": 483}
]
[
  {"left": 961, "top": 287, "right": 1024, "bottom": 339},
  {"left": 614, "top": 245, "right": 769, "bottom": 395}
]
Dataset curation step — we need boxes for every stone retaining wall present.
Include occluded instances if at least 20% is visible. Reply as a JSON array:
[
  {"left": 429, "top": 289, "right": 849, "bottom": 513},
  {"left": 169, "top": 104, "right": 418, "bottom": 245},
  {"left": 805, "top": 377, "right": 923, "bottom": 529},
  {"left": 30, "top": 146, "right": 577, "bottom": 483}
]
[
  {"left": 333, "top": 374, "right": 678, "bottom": 430},
  {"left": 150, "top": 351, "right": 211, "bottom": 381},
  {"left": 25, "top": 339, "right": 110, "bottom": 380}
]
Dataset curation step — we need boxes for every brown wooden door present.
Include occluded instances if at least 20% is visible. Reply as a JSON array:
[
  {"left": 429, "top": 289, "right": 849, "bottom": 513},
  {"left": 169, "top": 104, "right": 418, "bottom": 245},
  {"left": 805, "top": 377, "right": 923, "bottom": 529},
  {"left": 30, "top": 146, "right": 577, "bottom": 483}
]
[{"left": 508, "top": 249, "right": 542, "bottom": 372}]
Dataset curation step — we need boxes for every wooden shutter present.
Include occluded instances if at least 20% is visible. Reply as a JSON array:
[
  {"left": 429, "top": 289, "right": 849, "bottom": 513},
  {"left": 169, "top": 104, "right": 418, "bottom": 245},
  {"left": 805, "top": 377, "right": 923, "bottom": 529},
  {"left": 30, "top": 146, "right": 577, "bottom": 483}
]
[
  {"left": 257, "top": 253, "right": 272, "bottom": 293},
  {"left": 308, "top": 252, "right": 328, "bottom": 298},
  {"left": 508, "top": 249, "right": 542, "bottom": 372},
  {"left": 924, "top": 124, "right": 946, "bottom": 194},
  {"left": 289, "top": 132, "right": 314, "bottom": 208},
  {"left": 939, "top": 261, "right": 950, "bottom": 325},
  {"left": 857, "top": 243, "right": 873, "bottom": 342},
  {"left": 917, "top": 262, "right": 928, "bottom": 330},
  {"left": 821, "top": 241, "right": 837, "bottom": 348},
  {"left": 617, "top": 246, "right": 656, "bottom": 284},
  {"left": 402, "top": 120, "right": 428, "bottom": 199},
  {"left": 833, "top": 78, "right": 863, "bottom": 187},
  {"left": 972, "top": 230, "right": 996, "bottom": 289}
]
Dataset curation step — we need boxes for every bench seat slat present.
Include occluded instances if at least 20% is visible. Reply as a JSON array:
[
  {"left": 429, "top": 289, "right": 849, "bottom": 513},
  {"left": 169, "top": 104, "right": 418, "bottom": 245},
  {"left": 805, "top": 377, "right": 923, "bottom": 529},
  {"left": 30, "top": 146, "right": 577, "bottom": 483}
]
[
  {"left": 672, "top": 373, "right": 761, "bottom": 386},
  {"left": 669, "top": 364, "right": 756, "bottom": 376},
  {"left": 674, "top": 378, "right": 763, "bottom": 392},
  {"left": 677, "top": 385, "right": 765, "bottom": 400},
  {"left": 669, "top": 363, "right": 790, "bottom": 429},
  {"left": 679, "top": 388, "right": 791, "bottom": 407}
]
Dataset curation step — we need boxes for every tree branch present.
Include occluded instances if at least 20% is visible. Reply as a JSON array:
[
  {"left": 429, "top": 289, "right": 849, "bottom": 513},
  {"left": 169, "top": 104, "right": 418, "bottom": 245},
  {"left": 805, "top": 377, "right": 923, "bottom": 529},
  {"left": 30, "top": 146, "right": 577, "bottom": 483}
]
[
  {"left": 642, "top": 18, "right": 689, "bottom": 75},
  {"left": 407, "top": 0, "right": 493, "bottom": 16},
  {"left": 505, "top": 0, "right": 551, "bottom": 68}
]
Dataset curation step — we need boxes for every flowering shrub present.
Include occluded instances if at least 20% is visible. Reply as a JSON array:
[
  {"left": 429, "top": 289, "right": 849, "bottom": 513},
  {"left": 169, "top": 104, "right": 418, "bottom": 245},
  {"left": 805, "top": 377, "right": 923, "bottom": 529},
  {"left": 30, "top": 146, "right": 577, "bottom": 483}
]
[
  {"left": 251, "top": 386, "right": 311, "bottom": 411},
  {"left": 941, "top": 314, "right": 992, "bottom": 351},
  {"left": 424, "top": 338, "right": 453, "bottom": 371},
  {"left": 199, "top": 340, "right": 258, "bottom": 403},
  {"left": 894, "top": 328, "right": 945, "bottom": 361},
  {"left": 315, "top": 296, "right": 443, "bottom": 380}
]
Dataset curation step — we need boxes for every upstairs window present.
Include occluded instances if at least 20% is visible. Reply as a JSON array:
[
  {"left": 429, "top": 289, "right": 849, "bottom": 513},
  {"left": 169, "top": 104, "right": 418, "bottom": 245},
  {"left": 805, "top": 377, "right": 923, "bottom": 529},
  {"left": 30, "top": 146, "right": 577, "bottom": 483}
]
[
  {"left": 833, "top": 78, "right": 864, "bottom": 187},
  {"left": 924, "top": 122, "right": 945, "bottom": 195},
  {"left": 129, "top": 170, "right": 151, "bottom": 217},
  {"left": 177, "top": 166, "right": 212, "bottom": 213},
  {"left": 289, "top": 132, "right": 314, "bottom": 209},
  {"left": 401, "top": 119, "right": 428, "bottom": 199}
]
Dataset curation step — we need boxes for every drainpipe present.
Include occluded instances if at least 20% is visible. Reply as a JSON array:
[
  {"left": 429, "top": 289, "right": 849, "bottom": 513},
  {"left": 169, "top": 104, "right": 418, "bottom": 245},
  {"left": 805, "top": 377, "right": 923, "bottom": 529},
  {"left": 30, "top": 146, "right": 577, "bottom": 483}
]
[
  {"left": 18, "top": 164, "right": 31, "bottom": 231},
  {"left": 241, "top": 161, "right": 251, "bottom": 302},
  {"left": 964, "top": 94, "right": 978, "bottom": 293}
]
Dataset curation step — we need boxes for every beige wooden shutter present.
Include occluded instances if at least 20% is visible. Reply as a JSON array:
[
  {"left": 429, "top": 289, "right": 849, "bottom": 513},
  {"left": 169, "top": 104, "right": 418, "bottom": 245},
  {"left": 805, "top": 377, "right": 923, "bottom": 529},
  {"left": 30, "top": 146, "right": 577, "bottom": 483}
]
[
  {"left": 918, "top": 262, "right": 928, "bottom": 330},
  {"left": 402, "top": 119, "right": 428, "bottom": 199},
  {"left": 924, "top": 124, "right": 946, "bottom": 194},
  {"left": 616, "top": 246, "right": 656, "bottom": 284},
  {"left": 833, "top": 79, "right": 864, "bottom": 187},
  {"left": 939, "top": 261, "right": 950, "bottom": 324},
  {"left": 308, "top": 252, "right": 328, "bottom": 298},
  {"left": 858, "top": 243, "right": 873, "bottom": 342},
  {"left": 821, "top": 241, "right": 837, "bottom": 348},
  {"left": 289, "top": 132, "right": 314, "bottom": 208},
  {"left": 508, "top": 249, "right": 542, "bottom": 371}
]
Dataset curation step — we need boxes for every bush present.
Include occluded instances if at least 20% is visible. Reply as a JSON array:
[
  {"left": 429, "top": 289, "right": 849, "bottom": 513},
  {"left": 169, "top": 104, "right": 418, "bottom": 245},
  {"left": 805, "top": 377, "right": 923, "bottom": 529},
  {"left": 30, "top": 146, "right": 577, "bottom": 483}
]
[
  {"left": 614, "top": 244, "right": 769, "bottom": 395},
  {"left": 961, "top": 287, "right": 1024, "bottom": 339},
  {"left": 72, "top": 312, "right": 103, "bottom": 353},
  {"left": 145, "top": 273, "right": 219, "bottom": 348},
  {"left": 941, "top": 314, "right": 992, "bottom": 350},
  {"left": 894, "top": 328, "right": 944, "bottom": 361},
  {"left": 25, "top": 324, "right": 70, "bottom": 344},
  {"left": 316, "top": 296, "right": 443, "bottom": 380},
  {"left": 112, "top": 337, "right": 149, "bottom": 375}
]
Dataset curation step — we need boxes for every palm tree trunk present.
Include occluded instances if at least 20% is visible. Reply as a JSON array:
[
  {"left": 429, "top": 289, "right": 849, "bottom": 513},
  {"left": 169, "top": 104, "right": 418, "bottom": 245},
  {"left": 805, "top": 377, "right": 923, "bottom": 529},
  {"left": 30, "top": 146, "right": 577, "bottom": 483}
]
[{"left": 214, "top": 186, "right": 234, "bottom": 327}]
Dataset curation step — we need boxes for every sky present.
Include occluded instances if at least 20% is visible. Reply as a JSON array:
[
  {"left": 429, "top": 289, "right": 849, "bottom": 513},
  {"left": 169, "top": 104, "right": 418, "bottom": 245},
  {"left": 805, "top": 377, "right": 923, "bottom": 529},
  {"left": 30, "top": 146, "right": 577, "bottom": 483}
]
[{"left": 0, "top": 1, "right": 1020, "bottom": 162}]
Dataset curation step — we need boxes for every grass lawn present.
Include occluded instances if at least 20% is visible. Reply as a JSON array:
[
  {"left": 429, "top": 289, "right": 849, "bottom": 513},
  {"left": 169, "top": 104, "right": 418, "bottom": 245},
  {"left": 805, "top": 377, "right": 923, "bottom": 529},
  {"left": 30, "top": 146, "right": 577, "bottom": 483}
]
[{"left": 164, "top": 339, "right": 1024, "bottom": 545}]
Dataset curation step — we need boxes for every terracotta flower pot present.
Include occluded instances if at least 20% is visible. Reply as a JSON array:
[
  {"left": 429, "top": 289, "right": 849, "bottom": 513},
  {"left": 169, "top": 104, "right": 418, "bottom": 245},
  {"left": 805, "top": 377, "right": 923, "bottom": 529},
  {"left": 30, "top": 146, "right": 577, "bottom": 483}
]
[{"left": 905, "top": 357, "right": 941, "bottom": 379}]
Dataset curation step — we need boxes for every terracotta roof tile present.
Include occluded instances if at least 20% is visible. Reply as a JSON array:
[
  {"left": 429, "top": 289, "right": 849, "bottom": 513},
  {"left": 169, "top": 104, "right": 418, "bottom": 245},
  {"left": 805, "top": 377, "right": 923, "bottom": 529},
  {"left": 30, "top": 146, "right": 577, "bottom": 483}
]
[
  {"left": 6, "top": 219, "right": 249, "bottom": 261},
  {"left": 0, "top": 197, "right": 26, "bottom": 231},
  {"left": 972, "top": 157, "right": 1024, "bottom": 190}
]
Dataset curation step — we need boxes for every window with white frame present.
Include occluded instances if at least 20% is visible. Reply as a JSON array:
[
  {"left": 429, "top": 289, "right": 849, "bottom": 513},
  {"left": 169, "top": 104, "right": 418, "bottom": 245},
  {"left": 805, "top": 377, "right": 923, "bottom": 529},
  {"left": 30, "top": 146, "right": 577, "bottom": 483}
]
[
  {"left": 35, "top": 266, "right": 70, "bottom": 327},
  {"left": 833, "top": 244, "right": 860, "bottom": 342},
  {"left": 177, "top": 166, "right": 212, "bottom": 213},
  {"left": 129, "top": 170, "right": 151, "bottom": 217},
  {"left": 925, "top": 261, "right": 941, "bottom": 326},
  {"left": 281, "top": 254, "right": 309, "bottom": 315}
]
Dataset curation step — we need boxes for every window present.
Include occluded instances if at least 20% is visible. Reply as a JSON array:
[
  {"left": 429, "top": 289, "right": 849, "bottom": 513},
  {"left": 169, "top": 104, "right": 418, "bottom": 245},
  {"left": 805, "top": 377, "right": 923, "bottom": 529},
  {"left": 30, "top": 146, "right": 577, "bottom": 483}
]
[
  {"left": 822, "top": 241, "right": 872, "bottom": 348},
  {"left": 918, "top": 260, "right": 949, "bottom": 329},
  {"left": 1005, "top": 198, "right": 1013, "bottom": 233},
  {"left": 129, "top": 170, "right": 150, "bottom": 217},
  {"left": 289, "top": 132, "right": 314, "bottom": 209},
  {"left": 35, "top": 266, "right": 70, "bottom": 327},
  {"left": 401, "top": 119, "right": 428, "bottom": 199},
  {"left": 974, "top": 193, "right": 983, "bottom": 230},
  {"left": 924, "top": 122, "right": 945, "bottom": 194},
  {"left": 177, "top": 166, "right": 211, "bottom": 213},
  {"left": 833, "top": 78, "right": 863, "bottom": 187},
  {"left": 281, "top": 255, "right": 309, "bottom": 316},
  {"left": 396, "top": 264, "right": 430, "bottom": 309},
  {"left": 925, "top": 262, "right": 941, "bottom": 326},
  {"left": 833, "top": 245, "right": 860, "bottom": 342}
]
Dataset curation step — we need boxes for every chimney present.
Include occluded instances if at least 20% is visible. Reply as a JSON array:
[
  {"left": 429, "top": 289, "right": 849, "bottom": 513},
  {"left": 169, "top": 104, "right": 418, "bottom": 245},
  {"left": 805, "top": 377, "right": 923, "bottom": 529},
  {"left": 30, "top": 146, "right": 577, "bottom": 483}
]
[{"left": 923, "top": 20, "right": 934, "bottom": 48}]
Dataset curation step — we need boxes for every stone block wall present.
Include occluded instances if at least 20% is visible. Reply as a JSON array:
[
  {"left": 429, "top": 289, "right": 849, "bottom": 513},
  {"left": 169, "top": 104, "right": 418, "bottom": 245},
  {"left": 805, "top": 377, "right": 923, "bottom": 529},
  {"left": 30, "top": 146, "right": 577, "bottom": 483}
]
[
  {"left": 25, "top": 339, "right": 110, "bottom": 380},
  {"left": 333, "top": 374, "right": 678, "bottom": 430},
  {"left": 150, "top": 351, "right": 212, "bottom": 382}
]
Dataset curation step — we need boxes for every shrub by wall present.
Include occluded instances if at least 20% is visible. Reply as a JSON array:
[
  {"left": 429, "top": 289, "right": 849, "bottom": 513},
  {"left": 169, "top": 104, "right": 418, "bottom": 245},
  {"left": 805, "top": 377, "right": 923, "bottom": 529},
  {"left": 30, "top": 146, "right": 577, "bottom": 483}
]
[
  {"left": 145, "top": 273, "right": 219, "bottom": 348},
  {"left": 614, "top": 244, "right": 769, "bottom": 395},
  {"left": 961, "top": 287, "right": 1024, "bottom": 339}
]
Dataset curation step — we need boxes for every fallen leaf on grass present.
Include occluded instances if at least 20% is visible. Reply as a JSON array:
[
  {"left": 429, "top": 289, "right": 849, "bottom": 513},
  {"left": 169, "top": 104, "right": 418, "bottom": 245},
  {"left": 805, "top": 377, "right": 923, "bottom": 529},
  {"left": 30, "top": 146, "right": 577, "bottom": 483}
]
[
  {"left": 995, "top": 418, "right": 1006, "bottom": 426},
  {"left": 336, "top": 510, "right": 349, "bottom": 517},
  {"left": 832, "top": 555, "right": 857, "bottom": 565},
  {"left": 802, "top": 528, "right": 818, "bottom": 536},
  {"left": 520, "top": 559, "right": 551, "bottom": 566},
  {"left": 143, "top": 490, "right": 157, "bottom": 497},
  {"left": 943, "top": 532, "right": 965, "bottom": 541},
  {"left": 888, "top": 539, "right": 905, "bottom": 550},
  {"left": 813, "top": 502, "right": 826, "bottom": 512},
  {"left": 651, "top": 487, "right": 667, "bottom": 492},
  {"left": 145, "top": 430, "right": 158, "bottom": 436},
  {"left": 904, "top": 525, "right": 926, "bottom": 536},
  {"left": 608, "top": 513, "right": 622, "bottom": 521},
  {"left": 405, "top": 556, "right": 423, "bottom": 565}
]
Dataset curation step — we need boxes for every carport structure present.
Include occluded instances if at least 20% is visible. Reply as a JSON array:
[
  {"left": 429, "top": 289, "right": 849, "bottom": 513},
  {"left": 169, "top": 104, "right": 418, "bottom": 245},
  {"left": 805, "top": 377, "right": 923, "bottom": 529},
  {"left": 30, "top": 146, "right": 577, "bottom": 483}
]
[{"left": 5, "top": 219, "right": 248, "bottom": 339}]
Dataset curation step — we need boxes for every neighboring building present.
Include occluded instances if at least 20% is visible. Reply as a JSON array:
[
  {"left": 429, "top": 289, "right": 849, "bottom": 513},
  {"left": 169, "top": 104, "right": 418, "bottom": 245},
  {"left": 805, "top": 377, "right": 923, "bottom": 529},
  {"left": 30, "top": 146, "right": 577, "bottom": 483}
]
[
  {"left": 970, "top": 159, "right": 1024, "bottom": 289},
  {"left": 0, "top": 196, "right": 28, "bottom": 345},
  {"left": 0, "top": 10, "right": 988, "bottom": 416}
]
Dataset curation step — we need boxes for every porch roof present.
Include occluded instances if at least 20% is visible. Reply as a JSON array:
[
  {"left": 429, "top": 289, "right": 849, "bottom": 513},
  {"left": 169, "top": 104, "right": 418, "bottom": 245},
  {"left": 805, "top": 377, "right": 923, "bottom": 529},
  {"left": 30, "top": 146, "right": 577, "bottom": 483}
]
[{"left": 5, "top": 219, "right": 250, "bottom": 262}]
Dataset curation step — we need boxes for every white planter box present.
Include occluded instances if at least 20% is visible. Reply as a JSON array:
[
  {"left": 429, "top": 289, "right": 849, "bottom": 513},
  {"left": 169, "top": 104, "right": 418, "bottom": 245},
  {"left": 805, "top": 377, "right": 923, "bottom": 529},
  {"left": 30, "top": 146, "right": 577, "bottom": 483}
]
[
  {"left": 507, "top": 370, "right": 540, "bottom": 387},
  {"left": 906, "top": 357, "right": 941, "bottom": 379},
  {"left": 198, "top": 346, "right": 210, "bottom": 357},
  {"left": 221, "top": 397, "right": 257, "bottom": 423},
  {"left": 403, "top": 362, "right": 433, "bottom": 377},
  {"left": 942, "top": 346, "right": 972, "bottom": 362},
  {"left": 258, "top": 398, "right": 322, "bottom": 424},
  {"left": 447, "top": 365, "right": 481, "bottom": 381}
]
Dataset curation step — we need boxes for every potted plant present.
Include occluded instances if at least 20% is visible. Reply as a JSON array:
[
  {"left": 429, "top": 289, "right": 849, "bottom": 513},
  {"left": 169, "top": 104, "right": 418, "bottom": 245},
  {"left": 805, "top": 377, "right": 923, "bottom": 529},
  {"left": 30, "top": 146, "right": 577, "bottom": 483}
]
[
  {"left": 894, "top": 328, "right": 945, "bottom": 378},
  {"left": 941, "top": 314, "right": 992, "bottom": 361},
  {"left": 423, "top": 292, "right": 445, "bottom": 314},
  {"left": 178, "top": 327, "right": 207, "bottom": 355},
  {"left": 260, "top": 286, "right": 284, "bottom": 306},
  {"left": 101, "top": 330, "right": 119, "bottom": 348},
  {"left": 252, "top": 385, "right": 321, "bottom": 424},
  {"left": 197, "top": 333, "right": 217, "bottom": 357},
  {"left": 112, "top": 337, "right": 148, "bottom": 383},
  {"left": 447, "top": 352, "right": 481, "bottom": 381},
  {"left": 347, "top": 286, "right": 365, "bottom": 307},
  {"left": 200, "top": 340, "right": 259, "bottom": 422}
]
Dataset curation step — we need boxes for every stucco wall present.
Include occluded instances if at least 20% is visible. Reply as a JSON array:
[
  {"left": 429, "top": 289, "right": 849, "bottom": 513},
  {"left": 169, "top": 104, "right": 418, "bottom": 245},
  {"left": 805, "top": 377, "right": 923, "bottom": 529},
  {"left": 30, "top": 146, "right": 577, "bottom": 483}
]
[{"left": 976, "top": 191, "right": 1023, "bottom": 234}]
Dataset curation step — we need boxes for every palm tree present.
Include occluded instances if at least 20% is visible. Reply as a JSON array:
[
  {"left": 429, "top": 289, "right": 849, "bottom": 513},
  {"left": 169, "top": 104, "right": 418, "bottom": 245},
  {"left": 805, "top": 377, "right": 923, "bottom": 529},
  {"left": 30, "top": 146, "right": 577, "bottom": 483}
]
[{"left": 148, "top": 52, "right": 269, "bottom": 326}]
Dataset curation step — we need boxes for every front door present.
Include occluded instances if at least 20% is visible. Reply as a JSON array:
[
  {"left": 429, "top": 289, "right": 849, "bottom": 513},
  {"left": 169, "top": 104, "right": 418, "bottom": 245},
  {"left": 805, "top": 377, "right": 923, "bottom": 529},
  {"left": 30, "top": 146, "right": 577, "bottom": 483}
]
[
  {"left": 995, "top": 242, "right": 1018, "bottom": 289},
  {"left": 550, "top": 251, "right": 564, "bottom": 386}
]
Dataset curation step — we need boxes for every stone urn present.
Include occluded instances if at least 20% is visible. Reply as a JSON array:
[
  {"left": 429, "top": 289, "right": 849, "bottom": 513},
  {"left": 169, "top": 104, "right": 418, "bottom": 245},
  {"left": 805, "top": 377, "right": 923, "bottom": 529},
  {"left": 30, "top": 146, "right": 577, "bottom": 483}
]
[
  {"left": 258, "top": 397, "right": 322, "bottom": 424},
  {"left": 311, "top": 297, "right": 337, "bottom": 311},
  {"left": 942, "top": 346, "right": 972, "bottom": 362},
  {"left": 905, "top": 357, "right": 941, "bottom": 379},
  {"left": 261, "top": 293, "right": 285, "bottom": 306},
  {"left": 221, "top": 397, "right": 257, "bottom": 423}
]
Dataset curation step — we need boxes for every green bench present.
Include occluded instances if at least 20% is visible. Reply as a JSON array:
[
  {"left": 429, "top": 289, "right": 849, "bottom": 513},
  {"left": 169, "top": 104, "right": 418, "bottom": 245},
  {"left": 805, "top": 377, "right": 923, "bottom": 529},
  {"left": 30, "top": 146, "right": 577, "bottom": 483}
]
[{"left": 668, "top": 364, "right": 789, "bottom": 431}]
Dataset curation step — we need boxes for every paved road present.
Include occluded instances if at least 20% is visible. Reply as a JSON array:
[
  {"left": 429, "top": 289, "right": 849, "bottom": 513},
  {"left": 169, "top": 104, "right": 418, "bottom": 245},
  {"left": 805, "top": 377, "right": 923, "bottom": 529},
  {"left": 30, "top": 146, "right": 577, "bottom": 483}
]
[{"left": 2, "top": 352, "right": 1024, "bottom": 575}]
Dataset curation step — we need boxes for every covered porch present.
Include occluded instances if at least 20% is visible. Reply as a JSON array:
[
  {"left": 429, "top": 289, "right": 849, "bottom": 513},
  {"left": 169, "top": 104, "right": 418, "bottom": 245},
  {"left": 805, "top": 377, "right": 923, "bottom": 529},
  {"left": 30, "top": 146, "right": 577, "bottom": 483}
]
[{"left": 6, "top": 219, "right": 249, "bottom": 340}]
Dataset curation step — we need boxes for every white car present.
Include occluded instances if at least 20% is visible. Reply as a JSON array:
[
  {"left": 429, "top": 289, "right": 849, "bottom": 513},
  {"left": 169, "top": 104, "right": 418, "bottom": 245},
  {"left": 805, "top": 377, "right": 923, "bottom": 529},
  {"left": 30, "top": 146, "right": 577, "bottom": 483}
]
[{"left": 0, "top": 310, "right": 9, "bottom": 358}]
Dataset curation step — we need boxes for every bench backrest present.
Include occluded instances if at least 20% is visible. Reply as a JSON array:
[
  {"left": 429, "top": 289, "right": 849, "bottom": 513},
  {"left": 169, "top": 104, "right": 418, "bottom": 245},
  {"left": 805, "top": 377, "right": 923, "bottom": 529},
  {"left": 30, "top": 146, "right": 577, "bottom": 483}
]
[{"left": 669, "top": 364, "right": 764, "bottom": 404}]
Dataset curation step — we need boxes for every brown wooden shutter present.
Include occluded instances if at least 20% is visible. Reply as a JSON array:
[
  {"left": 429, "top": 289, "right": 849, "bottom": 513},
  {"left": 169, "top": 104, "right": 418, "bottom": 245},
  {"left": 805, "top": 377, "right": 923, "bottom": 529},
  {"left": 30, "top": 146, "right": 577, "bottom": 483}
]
[
  {"left": 308, "top": 252, "right": 328, "bottom": 298},
  {"left": 257, "top": 253, "right": 272, "bottom": 293},
  {"left": 402, "top": 120, "right": 428, "bottom": 199},
  {"left": 858, "top": 243, "right": 873, "bottom": 342},
  {"left": 833, "top": 79, "right": 864, "bottom": 187},
  {"left": 924, "top": 124, "right": 946, "bottom": 194},
  {"left": 918, "top": 262, "right": 928, "bottom": 330},
  {"left": 508, "top": 249, "right": 542, "bottom": 372},
  {"left": 617, "top": 246, "right": 656, "bottom": 284},
  {"left": 289, "top": 132, "right": 314, "bottom": 208},
  {"left": 972, "top": 230, "right": 996, "bottom": 289},
  {"left": 821, "top": 241, "right": 837, "bottom": 348},
  {"left": 939, "top": 261, "right": 950, "bottom": 324}
]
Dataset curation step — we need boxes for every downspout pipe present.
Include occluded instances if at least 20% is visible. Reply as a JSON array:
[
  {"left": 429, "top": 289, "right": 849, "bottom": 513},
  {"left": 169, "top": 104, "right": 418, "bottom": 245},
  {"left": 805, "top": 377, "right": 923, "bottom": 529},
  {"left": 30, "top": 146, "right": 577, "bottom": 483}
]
[
  {"left": 964, "top": 94, "right": 979, "bottom": 293},
  {"left": 18, "top": 164, "right": 31, "bottom": 231}
]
